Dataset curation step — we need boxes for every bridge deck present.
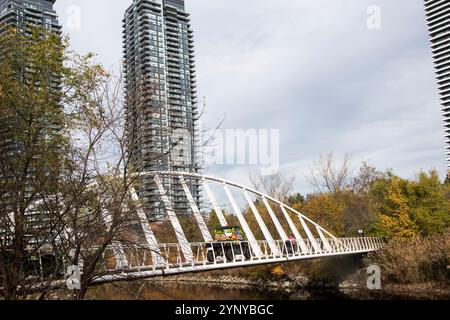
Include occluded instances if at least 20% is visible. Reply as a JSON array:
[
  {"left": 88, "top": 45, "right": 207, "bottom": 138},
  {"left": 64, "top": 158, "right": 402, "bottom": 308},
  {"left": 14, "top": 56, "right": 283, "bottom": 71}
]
[{"left": 91, "top": 237, "right": 384, "bottom": 284}]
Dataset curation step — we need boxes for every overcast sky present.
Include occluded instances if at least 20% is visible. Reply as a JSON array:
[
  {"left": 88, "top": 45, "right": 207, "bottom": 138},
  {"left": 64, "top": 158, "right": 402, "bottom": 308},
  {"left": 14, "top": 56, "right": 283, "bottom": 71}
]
[{"left": 54, "top": 0, "right": 446, "bottom": 194}]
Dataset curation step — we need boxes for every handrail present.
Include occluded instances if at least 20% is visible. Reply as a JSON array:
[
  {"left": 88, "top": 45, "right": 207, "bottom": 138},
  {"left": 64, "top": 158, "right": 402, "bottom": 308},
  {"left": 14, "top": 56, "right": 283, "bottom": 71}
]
[{"left": 91, "top": 237, "right": 385, "bottom": 272}]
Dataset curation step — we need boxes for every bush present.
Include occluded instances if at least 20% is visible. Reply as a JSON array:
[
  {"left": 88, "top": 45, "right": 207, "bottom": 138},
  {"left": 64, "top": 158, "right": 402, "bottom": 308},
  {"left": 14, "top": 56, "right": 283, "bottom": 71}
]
[
  {"left": 367, "top": 232, "right": 449, "bottom": 285},
  {"left": 248, "top": 265, "right": 278, "bottom": 280}
]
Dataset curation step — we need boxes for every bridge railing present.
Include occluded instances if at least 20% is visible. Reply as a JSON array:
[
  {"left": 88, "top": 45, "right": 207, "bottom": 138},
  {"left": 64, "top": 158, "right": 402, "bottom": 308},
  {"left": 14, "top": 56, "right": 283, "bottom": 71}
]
[{"left": 94, "top": 237, "right": 384, "bottom": 272}]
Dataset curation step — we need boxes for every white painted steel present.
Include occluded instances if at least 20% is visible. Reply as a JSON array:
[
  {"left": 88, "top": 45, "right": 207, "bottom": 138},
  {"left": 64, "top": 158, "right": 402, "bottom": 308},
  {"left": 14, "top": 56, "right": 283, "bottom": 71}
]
[
  {"left": 262, "top": 197, "right": 288, "bottom": 241},
  {"left": 92, "top": 237, "right": 384, "bottom": 283},
  {"left": 154, "top": 175, "right": 194, "bottom": 264},
  {"left": 243, "top": 190, "right": 280, "bottom": 255},
  {"left": 129, "top": 187, "right": 166, "bottom": 267},
  {"left": 179, "top": 176, "right": 213, "bottom": 242},
  {"left": 280, "top": 205, "right": 308, "bottom": 254},
  {"left": 12, "top": 171, "right": 386, "bottom": 291},
  {"left": 298, "top": 215, "right": 321, "bottom": 253},
  {"left": 19, "top": 236, "right": 384, "bottom": 291},
  {"left": 316, "top": 226, "right": 332, "bottom": 252},
  {"left": 223, "top": 184, "right": 263, "bottom": 257},
  {"left": 202, "top": 179, "right": 228, "bottom": 227},
  {"left": 138, "top": 171, "right": 338, "bottom": 242}
]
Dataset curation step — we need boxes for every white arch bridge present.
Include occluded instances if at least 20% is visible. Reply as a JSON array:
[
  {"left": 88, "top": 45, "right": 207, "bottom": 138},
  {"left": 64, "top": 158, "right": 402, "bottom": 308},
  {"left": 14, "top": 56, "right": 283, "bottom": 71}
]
[{"left": 91, "top": 171, "right": 384, "bottom": 284}]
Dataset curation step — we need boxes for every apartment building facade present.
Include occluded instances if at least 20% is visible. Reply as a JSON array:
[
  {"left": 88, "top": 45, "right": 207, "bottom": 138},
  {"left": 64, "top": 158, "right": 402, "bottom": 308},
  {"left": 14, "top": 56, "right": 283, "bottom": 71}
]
[
  {"left": 123, "top": 0, "right": 201, "bottom": 221},
  {"left": 424, "top": 0, "right": 450, "bottom": 169}
]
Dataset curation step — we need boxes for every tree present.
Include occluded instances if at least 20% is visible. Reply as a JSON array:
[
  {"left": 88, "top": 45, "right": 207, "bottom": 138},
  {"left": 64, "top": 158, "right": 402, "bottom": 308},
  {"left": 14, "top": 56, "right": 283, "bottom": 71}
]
[
  {"left": 372, "top": 177, "right": 419, "bottom": 239},
  {"left": 286, "top": 193, "right": 304, "bottom": 207},
  {"left": 351, "top": 161, "right": 383, "bottom": 194},
  {"left": 0, "top": 27, "right": 69, "bottom": 300},
  {"left": 55, "top": 57, "right": 143, "bottom": 299},
  {"left": 301, "top": 193, "right": 345, "bottom": 236},
  {"left": 207, "top": 209, "right": 223, "bottom": 234},
  {"left": 249, "top": 172, "right": 295, "bottom": 201},
  {"left": 340, "top": 161, "right": 382, "bottom": 236},
  {"left": 0, "top": 26, "right": 155, "bottom": 300},
  {"left": 369, "top": 170, "right": 449, "bottom": 239},
  {"left": 405, "top": 170, "right": 449, "bottom": 236},
  {"left": 306, "top": 152, "right": 352, "bottom": 194},
  {"left": 341, "top": 192, "right": 376, "bottom": 236}
]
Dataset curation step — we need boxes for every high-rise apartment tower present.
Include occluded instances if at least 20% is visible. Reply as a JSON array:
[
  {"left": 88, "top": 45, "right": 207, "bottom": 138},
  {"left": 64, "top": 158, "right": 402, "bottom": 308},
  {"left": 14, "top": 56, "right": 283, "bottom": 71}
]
[
  {"left": 123, "top": 0, "right": 200, "bottom": 221},
  {"left": 424, "top": 0, "right": 450, "bottom": 169},
  {"left": 0, "top": 0, "right": 61, "bottom": 244},
  {"left": 0, "top": 0, "right": 60, "bottom": 33}
]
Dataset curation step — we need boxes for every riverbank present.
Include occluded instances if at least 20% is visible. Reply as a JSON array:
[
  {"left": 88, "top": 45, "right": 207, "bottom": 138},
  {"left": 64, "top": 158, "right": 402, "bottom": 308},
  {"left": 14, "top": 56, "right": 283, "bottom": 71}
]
[
  {"left": 146, "top": 274, "right": 309, "bottom": 294},
  {"left": 141, "top": 273, "right": 450, "bottom": 300},
  {"left": 79, "top": 253, "right": 450, "bottom": 300},
  {"left": 49, "top": 274, "right": 450, "bottom": 300}
]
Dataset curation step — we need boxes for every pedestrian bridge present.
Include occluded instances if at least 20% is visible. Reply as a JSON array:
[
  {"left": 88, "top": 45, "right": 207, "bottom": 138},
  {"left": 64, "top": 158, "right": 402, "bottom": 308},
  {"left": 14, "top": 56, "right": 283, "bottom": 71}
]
[{"left": 91, "top": 171, "right": 384, "bottom": 284}]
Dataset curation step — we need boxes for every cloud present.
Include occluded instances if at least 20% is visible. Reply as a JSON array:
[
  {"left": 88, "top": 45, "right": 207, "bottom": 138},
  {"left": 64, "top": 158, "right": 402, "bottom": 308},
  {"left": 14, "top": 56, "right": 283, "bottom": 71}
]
[{"left": 55, "top": 0, "right": 447, "bottom": 195}]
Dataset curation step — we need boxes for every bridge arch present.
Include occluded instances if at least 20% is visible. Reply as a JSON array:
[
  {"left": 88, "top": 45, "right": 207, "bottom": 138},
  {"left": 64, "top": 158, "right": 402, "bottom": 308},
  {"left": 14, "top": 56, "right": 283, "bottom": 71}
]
[
  {"left": 3, "top": 172, "right": 384, "bottom": 289},
  {"left": 97, "top": 171, "right": 384, "bottom": 283}
]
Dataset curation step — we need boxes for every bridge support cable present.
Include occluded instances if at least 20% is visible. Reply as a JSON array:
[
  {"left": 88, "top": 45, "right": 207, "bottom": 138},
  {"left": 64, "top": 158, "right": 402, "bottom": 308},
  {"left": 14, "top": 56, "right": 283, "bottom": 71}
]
[
  {"left": 202, "top": 179, "right": 228, "bottom": 228},
  {"left": 223, "top": 184, "right": 263, "bottom": 257},
  {"left": 179, "top": 176, "right": 213, "bottom": 243},
  {"left": 262, "top": 197, "right": 288, "bottom": 241},
  {"left": 280, "top": 205, "right": 308, "bottom": 254},
  {"left": 154, "top": 175, "right": 195, "bottom": 265},
  {"left": 298, "top": 216, "right": 321, "bottom": 253},
  {"left": 243, "top": 190, "right": 280, "bottom": 256},
  {"left": 315, "top": 226, "right": 332, "bottom": 252},
  {"left": 129, "top": 187, "right": 166, "bottom": 267},
  {"left": 101, "top": 209, "right": 129, "bottom": 269}
]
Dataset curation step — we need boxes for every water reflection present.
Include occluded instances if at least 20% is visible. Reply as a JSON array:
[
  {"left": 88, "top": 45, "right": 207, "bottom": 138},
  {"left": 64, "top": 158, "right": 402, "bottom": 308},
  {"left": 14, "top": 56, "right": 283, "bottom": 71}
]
[
  {"left": 87, "top": 281, "right": 291, "bottom": 300},
  {"left": 85, "top": 280, "right": 449, "bottom": 300}
]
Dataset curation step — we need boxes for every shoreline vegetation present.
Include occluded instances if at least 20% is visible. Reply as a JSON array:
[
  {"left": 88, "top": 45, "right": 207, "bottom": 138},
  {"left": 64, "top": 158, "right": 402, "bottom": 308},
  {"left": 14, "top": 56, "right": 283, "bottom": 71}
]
[
  {"left": 145, "top": 275, "right": 450, "bottom": 298},
  {"left": 85, "top": 231, "right": 449, "bottom": 300}
]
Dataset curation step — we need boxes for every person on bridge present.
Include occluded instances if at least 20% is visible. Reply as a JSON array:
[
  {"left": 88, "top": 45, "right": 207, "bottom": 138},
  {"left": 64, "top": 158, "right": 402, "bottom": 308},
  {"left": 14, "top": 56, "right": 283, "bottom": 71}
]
[
  {"left": 285, "top": 235, "right": 296, "bottom": 255},
  {"left": 288, "top": 234, "right": 296, "bottom": 244}
]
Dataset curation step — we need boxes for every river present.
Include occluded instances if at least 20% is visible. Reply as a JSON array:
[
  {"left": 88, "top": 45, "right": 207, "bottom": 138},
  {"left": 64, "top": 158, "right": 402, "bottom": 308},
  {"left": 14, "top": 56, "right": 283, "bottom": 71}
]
[{"left": 83, "top": 280, "right": 449, "bottom": 300}]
